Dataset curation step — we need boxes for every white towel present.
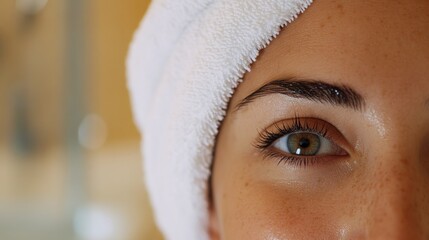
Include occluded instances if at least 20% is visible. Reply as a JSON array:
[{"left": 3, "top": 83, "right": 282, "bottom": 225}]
[{"left": 127, "top": 0, "right": 313, "bottom": 239}]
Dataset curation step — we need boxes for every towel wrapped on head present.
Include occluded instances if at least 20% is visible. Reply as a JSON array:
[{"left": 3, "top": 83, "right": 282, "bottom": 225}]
[{"left": 127, "top": 0, "right": 313, "bottom": 239}]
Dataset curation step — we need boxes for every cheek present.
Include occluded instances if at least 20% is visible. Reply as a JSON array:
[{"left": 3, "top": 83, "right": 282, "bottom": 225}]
[{"left": 218, "top": 175, "right": 350, "bottom": 239}]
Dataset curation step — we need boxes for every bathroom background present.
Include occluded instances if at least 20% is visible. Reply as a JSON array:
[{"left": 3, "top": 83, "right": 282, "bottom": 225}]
[{"left": 0, "top": 0, "right": 163, "bottom": 239}]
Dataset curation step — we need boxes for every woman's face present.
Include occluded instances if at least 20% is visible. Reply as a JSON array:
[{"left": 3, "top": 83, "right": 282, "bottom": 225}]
[{"left": 210, "top": 0, "right": 429, "bottom": 239}]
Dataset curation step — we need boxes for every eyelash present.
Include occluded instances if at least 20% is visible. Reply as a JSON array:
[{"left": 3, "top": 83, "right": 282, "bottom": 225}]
[{"left": 254, "top": 116, "right": 340, "bottom": 167}]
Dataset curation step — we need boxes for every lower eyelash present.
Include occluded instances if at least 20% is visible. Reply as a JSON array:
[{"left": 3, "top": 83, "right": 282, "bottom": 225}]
[{"left": 260, "top": 148, "right": 322, "bottom": 167}]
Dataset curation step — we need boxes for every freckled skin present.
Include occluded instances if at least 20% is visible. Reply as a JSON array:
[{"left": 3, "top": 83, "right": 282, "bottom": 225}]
[{"left": 209, "top": 0, "right": 429, "bottom": 239}]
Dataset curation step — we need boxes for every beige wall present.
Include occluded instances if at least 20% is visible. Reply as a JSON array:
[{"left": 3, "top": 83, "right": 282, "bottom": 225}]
[
  {"left": 85, "top": 1, "right": 164, "bottom": 239},
  {"left": 0, "top": 0, "right": 148, "bottom": 146},
  {"left": 0, "top": 0, "right": 162, "bottom": 239},
  {"left": 88, "top": 0, "right": 149, "bottom": 144},
  {"left": 0, "top": 0, "right": 66, "bottom": 148}
]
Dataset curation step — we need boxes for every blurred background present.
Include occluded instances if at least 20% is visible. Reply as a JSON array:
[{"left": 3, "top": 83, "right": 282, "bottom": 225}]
[{"left": 0, "top": 0, "right": 163, "bottom": 239}]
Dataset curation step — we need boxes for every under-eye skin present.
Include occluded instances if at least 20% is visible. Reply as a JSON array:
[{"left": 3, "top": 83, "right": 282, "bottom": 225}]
[{"left": 255, "top": 116, "right": 349, "bottom": 167}]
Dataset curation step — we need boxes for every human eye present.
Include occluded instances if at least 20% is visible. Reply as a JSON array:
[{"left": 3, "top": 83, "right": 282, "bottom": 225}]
[{"left": 255, "top": 116, "right": 348, "bottom": 167}]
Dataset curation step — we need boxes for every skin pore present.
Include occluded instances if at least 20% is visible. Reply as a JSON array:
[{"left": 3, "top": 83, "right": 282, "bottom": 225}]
[{"left": 210, "top": 0, "right": 429, "bottom": 239}]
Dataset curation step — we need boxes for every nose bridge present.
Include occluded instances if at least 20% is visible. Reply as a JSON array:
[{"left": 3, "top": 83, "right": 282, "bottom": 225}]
[{"left": 363, "top": 138, "right": 427, "bottom": 239}]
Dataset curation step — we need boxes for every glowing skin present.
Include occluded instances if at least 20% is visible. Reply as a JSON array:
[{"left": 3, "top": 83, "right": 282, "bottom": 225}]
[{"left": 209, "top": 0, "right": 429, "bottom": 239}]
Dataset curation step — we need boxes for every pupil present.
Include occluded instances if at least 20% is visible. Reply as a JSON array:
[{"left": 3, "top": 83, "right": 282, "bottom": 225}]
[{"left": 299, "top": 138, "right": 310, "bottom": 148}]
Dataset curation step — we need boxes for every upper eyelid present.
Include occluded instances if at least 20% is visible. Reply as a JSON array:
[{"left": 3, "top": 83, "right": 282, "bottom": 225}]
[
  {"left": 256, "top": 122, "right": 327, "bottom": 149},
  {"left": 254, "top": 117, "right": 352, "bottom": 154}
]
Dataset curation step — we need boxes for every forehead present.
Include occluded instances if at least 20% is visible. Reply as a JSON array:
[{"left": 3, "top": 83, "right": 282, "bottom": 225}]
[{"left": 232, "top": 0, "right": 429, "bottom": 108}]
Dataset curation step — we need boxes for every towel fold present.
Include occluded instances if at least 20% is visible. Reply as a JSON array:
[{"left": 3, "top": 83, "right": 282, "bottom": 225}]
[{"left": 127, "top": 1, "right": 313, "bottom": 239}]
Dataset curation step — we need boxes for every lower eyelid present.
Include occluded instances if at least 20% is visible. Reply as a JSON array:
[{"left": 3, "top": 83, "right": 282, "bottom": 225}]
[{"left": 260, "top": 148, "right": 347, "bottom": 168}]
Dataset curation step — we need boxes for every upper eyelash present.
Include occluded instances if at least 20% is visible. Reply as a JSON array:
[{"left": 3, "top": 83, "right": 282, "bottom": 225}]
[{"left": 254, "top": 115, "right": 329, "bottom": 151}]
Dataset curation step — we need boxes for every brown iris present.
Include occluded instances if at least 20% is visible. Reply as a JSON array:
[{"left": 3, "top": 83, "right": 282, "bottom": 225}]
[{"left": 286, "top": 132, "right": 321, "bottom": 155}]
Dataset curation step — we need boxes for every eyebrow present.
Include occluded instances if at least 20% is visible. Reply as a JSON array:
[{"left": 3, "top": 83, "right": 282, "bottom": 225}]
[{"left": 234, "top": 78, "right": 365, "bottom": 112}]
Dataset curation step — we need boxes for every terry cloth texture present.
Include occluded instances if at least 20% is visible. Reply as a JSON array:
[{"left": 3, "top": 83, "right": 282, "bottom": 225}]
[{"left": 127, "top": 0, "right": 314, "bottom": 239}]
